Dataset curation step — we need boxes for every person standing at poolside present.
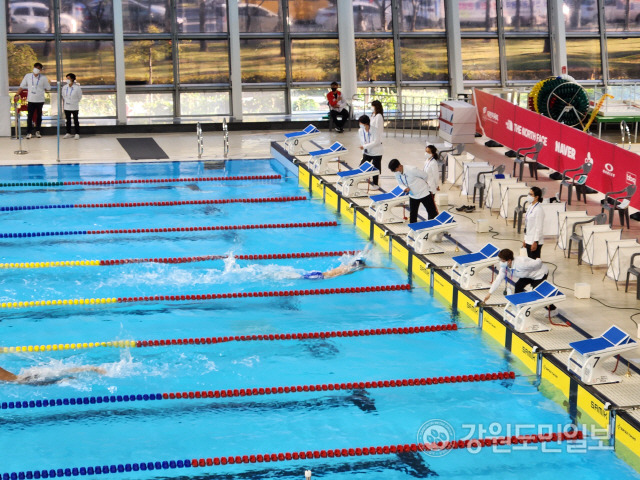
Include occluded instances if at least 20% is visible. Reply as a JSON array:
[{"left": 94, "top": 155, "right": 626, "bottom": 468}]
[
  {"left": 62, "top": 73, "right": 83, "bottom": 140},
  {"left": 523, "top": 186, "right": 544, "bottom": 259},
  {"left": 18, "top": 62, "right": 51, "bottom": 139},
  {"left": 357, "top": 115, "right": 383, "bottom": 190},
  {"left": 388, "top": 158, "right": 438, "bottom": 223},
  {"left": 423, "top": 144, "right": 440, "bottom": 213}
]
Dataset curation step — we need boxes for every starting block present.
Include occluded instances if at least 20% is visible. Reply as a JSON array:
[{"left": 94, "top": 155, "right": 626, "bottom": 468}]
[
  {"left": 568, "top": 325, "right": 637, "bottom": 385},
  {"left": 283, "top": 124, "right": 321, "bottom": 155},
  {"left": 368, "top": 186, "right": 409, "bottom": 224},
  {"left": 336, "top": 161, "right": 380, "bottom": 197},
  {"left": 309, "top": 142, "right": 348, "bottom": 175},
  {"left": 503, "top": 281, "right": 566, "bottom": 333},
  {"left": 407, "top": 211, "right": 457, "bottom": 254},
  {"left": 451, "top": 243, "right": 500, "bottom": 290}
]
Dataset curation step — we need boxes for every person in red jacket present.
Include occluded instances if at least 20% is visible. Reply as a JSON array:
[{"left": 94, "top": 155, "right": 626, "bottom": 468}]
[{"left": 327, "top": 81, "right": 349, "bottom": 133}]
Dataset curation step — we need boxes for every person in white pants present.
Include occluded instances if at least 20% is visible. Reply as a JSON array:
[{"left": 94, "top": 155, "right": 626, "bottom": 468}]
[{"left": 62, "top": 73, "right": 83, "bottom": 140}]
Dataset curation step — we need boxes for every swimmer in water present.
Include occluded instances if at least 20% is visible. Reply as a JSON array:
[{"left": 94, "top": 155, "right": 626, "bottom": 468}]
[
  {"left": 0, "top": 365, "right": 106, "bottom": 385},
  {"left": 302, "top": 259, "right": 367, "bottom": 280}
]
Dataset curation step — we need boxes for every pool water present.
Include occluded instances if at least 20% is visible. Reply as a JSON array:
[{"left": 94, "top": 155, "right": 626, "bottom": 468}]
[{"left": 0, "top": 160, "right": 638, "bottom": 480}]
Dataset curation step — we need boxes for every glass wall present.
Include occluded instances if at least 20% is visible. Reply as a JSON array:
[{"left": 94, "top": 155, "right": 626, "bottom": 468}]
[{"left": 6, "top": 0, "right": 640, "bottom": 123}]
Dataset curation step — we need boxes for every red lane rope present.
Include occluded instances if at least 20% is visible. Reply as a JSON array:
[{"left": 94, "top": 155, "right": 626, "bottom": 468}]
[
  {"left": 85, "top": 221, "right": 338, "bottom": 236},
  {"left": 3, "top": 370, "right": 514, "bottom": 412},
  {"left": 60, "top": 175, "right": 282, "bottom": 186},
  {"left": 116, "top": 284, "right": 411, "bottom": 304},
  {"left": 161, "top": 371, "right": 516, "bottom": 402},
  {"left": 135, "top": 324, "right": 458, "bottom": 348},
  {"left": 99, "top": 250, "right": 358, "bottom": 266},
  {"left": 0, "top": 431, "right": 583, "bottom": 478},
  {"left": 69, "top": 196, "right": 306, "bottom": 210}
]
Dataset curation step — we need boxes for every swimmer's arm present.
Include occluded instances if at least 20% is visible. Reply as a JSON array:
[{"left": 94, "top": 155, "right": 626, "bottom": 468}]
[
  {"left": 0, "top": 366, "right": 18, "bottom": 382},
  {"left": 65, "top": 366, "right": 107, "bottom": 375}
]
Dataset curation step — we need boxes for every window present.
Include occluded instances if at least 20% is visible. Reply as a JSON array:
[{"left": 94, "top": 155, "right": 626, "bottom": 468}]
[
  {"left": 505, "top": 38, "right": 551, "bottom": 80},
  {"left": 399, "top": 0, "right": 445, "bottom": 32}
]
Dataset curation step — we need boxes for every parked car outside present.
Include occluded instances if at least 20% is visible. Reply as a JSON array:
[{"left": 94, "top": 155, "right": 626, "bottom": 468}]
[{"left": 8, "top": 1, "right": 79, "bottom": 33}]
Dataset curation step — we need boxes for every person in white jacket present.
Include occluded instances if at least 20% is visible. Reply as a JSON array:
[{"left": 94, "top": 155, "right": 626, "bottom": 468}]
[
  {"left": 370, "top": 100, "right": 384, "bottom": 138},
  {"left": 358, "top": 115, "right": 383, "bottom": 189},
  {"left": 388, "top": 158, "right": 438, "bottom": 222},
  {"left": 62, "top": 73, "right": 83, "bottom": 139},
  {"left": 483, "top": 248, "right": 556, "bottom": 311},
  {"left": 423, "top": 144, "right": 440, "bottom": 198},
  {"left": 18, "top": 62, "right": 51, "bottom": 139},
  {"left": 523, "top": 186, "right": 544, "bottom": 259}
]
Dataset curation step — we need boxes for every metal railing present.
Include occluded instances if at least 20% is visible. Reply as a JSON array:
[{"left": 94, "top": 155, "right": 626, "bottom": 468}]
[
  {"left": 13, "top": 96, "right": 27, "bottom": 156},
  {"left": 222, "top": 118, "right": 229, "bottom": 157},
  {"left": 350, "top": 93, "right": 452, "bottom": 139},
  {"left": 620, "top": 120, "right": 631, "bottom": 150},
  {"left": 196, "top": 122, "right": 204, "bottom": 159}
]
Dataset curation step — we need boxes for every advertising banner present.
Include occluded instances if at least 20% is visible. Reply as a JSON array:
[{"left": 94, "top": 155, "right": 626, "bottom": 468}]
[{"left": 473, "top": 89, "right": 639, "bottom": 209}]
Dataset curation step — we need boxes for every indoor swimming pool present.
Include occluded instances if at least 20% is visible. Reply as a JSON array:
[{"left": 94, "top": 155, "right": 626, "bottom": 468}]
[{"left": 0, "top": 159, "right": 638, "bottom": 480}]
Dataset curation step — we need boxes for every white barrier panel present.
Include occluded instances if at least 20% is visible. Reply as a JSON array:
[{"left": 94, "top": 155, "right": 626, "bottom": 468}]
[
  {"left": 485, "top": 176, "right": 517, "bottom": 211},
  {"left": 557, "top": 211, "right": 590, "bottom": 250},
  {"left": 581, "top": 225, "right": 621, "bottom": 266},
  {"left": 499, "top": 184, "right": 530, "bottom": 219},
  {"left": 606, "top": 239, "right": 640, "bottom": 281},
  {"left": 540, "top": 202, "right": 566, "bottom": 237},
  {"left": 447, "top": 152, "right": 474, "bottom": 185},
  {"left": 461, "top": 161, "right": 490, "bottom": 196}
]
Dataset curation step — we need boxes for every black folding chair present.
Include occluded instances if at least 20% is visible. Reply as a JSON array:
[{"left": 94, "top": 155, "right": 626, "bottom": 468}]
[{"left": 512, "top": 142, "right": 543, "bottom": 181}]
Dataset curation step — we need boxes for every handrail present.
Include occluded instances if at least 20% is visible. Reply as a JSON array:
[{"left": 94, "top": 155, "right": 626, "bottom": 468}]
[
  {"left": 620, "top": 120, "right": 631, "bottom": 150},
  {"left": 222, "top": 118, "right": 229, "bottom": 157},
  {"left": 13, "top": 96, "right": 27, "bottom": 156},
  {"left": 196, "top": 122, "right": 204, "bottom": 159}
]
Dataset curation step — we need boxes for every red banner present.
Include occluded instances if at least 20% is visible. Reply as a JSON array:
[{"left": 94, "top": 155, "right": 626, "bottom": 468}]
[{"left": 473, "top": 89, "right": 639, "bottom": 209}]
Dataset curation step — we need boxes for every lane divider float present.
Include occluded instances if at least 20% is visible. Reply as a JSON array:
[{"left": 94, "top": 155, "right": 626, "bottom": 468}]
[
  {"left": 0, "top": 284, "right": 411, "bottom": 310},
  {"left": 0, "top": 370, "right": 515, "bottom": 411},
  {"left": 0, "top": 221, "right": 338, "bottom": 239},
  {"left": 0, "top": 196, "right": 306, "bottom": 212},
  {"left": 0, "top": 431, "right": 583, "bottom": 479},
  {"left": 0, "top": 250, "right": 359, "bottom": 269},
  {"left": 0, "top": 175, "right": 281, "bottom": 188},
  {"left": 2, "top": 323, "right": 457, "bottom": 353}
]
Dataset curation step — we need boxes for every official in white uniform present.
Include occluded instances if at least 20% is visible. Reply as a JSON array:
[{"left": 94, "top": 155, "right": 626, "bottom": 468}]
[
  {"left": 358, "top": 114, "right": 383, "bottom": 188},
  {"left": 523, "top": 186, "right": 545, "bottom": 259},
  {"left": 62, "top": 73, "right": 83, "bottom": 140},
  {"left": 483, "top": 249, "right": 555, "bottom": 312},
  {"left": 388, "top": 158, "right": 438, "bottom": 223},
  {"left": 423, "top": 144, "right": 440, "bottom": 209},
  {"left": 370, "top": 100, "right": 384, "bottom": 138},
  {"left": 18, "top": 62, "right": 51, "bottom": 139}
]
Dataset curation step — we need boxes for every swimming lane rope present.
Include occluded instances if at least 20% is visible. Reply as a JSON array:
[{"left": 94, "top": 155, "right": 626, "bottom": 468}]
[
  {"left": 1, "top": 371, "right": 515, "bottom": 411},
  {"left": 0, "top": 250, "right": 358, "bottom": 269},
  {"left": 0, "top": 175, "right": 281, "bottom": 188},
  {"left": 0, "top": 196, "right": 306, "bottom": 212},
  {"left": 0, "top": 284, "right": 411, "bottom": 310},
  {"left": 0, "top": 221, "right": 337, "bottom": 239},
  {"left": 1, "top": 323, "right": 457, "bottom": 353},
  {"left": 0, "top": 431, "right": 583, "bottom": 479}
]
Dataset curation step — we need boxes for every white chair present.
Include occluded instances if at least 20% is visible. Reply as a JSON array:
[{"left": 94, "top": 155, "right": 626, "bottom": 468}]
[
  {"left": 368, "top": 186, "right": 409, "bottom": 224},
  {"left": 568, "top": 326, "right": 637, "bottom": 385},
  {"left": 309, "top": 142, "right": 348, "bottom": 175},
  {"left": 503, "top": 281, "right": 566, "bottom": 333},
  {"left": 407, "top": 211, "right": 457, "bottom": 254},
  {"left": 336, "top": 162, "right": 380, "bottom": 197},
  {"left": 451, "top": 243, "right": 500, "bottom": 290},
  {"left": 283, "top": 124, "right": 321, "bottom": 155}
]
